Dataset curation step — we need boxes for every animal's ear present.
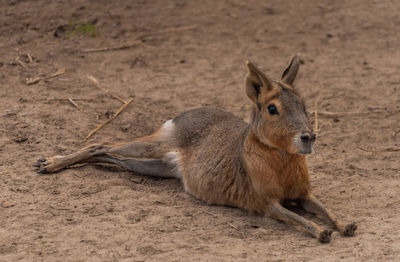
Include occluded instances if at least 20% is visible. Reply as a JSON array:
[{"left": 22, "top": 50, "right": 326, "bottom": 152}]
[
  {"left": 245, "top": 60, "right": 274, "bottom": 104},
  {"left": 281, "top": 54, "right": 300, "bottom": 86}
]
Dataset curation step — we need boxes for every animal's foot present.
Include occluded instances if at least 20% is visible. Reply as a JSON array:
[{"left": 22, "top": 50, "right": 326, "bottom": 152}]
[
  {"left": 33, "top": 156, "right": 66, "bottom": 174},
  {"left": 342, "top": 222, "right": 357, "bottom": 237},
  {"left": 318, "top": 229, "right": 333, "bottom": 243}
]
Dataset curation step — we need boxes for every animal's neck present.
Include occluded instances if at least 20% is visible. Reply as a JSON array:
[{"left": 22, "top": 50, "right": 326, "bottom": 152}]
[
  {"left": 241, "top": 128, "right": 310, "bottom": 200},
  {"left": 242, "top": 129, "right": 298, "bottom": 169}
]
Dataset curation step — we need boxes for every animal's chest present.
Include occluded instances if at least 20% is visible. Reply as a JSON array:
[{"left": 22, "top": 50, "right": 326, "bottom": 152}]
[
  {"left": 278, "top": 164, "right": 310, "bottom": 199},
  {"left": 247, "top": 155, "right": 311, "bottom": 201}
]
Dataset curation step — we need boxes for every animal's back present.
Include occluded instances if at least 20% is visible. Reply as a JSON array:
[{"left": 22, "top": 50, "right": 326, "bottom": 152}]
[
  {"left": 172, "top": 107, "right": 247, "bottom": 146},
  {"left": 170, "top": 108, "right": 258, "bottom": 209}
]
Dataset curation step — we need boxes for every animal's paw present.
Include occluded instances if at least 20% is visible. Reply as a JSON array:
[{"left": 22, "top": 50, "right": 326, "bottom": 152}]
[
  {"left": 33, "top": 156, "right": 65, "bottom": 174},
  {"left": 342, "top": 222, "right": 357, "bottom": 237},
  {"left": 318, "top": 229, "right": 333, "bottom": 243}
]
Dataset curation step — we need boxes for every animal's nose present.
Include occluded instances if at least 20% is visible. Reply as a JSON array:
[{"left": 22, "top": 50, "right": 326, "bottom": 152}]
[
  {"left": 300, "top": 134, "right": 316, "bottom": 144},
  {"left": 300, "top": 135, "right": 310, "bottom": 143}
]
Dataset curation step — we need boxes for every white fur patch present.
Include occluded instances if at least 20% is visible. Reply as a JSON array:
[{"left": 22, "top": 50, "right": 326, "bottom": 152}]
[
  {"left": 162, "top": 151, "right": 183, "bottom": 179},
  {"left": 160, "top": 119, "right": 175, "bottom": 140},
  {"left": 292, "top": 133, "right": 303, "bottom": 150}
]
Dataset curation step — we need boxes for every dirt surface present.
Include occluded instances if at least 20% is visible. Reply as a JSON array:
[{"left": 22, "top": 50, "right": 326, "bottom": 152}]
[{"left": 1, "top": 0, "right": 399, "bottom": 261}]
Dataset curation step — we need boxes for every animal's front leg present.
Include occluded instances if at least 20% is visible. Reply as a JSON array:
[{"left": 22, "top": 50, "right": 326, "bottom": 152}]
[
  {"left": 300, "top": 195, "right": 357, "bottom": 237},
  {"left": 266, "top": 201, "right": 333, "bottom": 243}
]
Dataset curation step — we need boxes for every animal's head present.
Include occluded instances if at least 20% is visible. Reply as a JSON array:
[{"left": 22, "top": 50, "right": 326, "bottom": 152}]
[{"left": 245, "top": 54, "right": 315, "bottom": 155}]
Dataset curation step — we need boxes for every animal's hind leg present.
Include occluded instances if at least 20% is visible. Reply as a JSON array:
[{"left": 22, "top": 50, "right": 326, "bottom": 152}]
[
  {"left": 34, "top": 143, "right": 112, "bottom": 174},
  {"left": 34, "top": 128, "right": 174, "bottom": 174},
  {"left": 88, "top": 154, "right": 179, "bottom": 178},
  {"left": 34, "top": 119, "right": 176, "bottom": 174}
]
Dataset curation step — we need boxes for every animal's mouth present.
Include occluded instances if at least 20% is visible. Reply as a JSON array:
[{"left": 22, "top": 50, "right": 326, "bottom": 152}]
[
  {"left": 297, "top": 145, "right": 313, "bottom": 155},
  {"left": 292, "top": 133, "right": 314, "bottom": 155}
]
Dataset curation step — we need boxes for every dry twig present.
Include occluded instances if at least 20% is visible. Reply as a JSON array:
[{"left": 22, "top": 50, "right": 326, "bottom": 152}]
[
  {"left": 27, "top": 53, "right": 33, "bottom": 63},
  {"left": 26, "top": 68, "right": 66, "bottom": 85},
  {"left": 46, "top": 98, "right": 97, "bottom": 102},
  {"left": 87, "top": 75, "right": 127, "bottom": 104},
  {"left": 227, "top": 221, "right": 246, "bottom": 238},
  {"left": 16, "top": 56, "right": 28, "bottom": 70},
  {"left": 357, "top": 147, "right": 400, "bottom": 153},
  {"left": 309, "top": 109, "right": 399, "bottom": 118},
  {"left": 135, "top": 24, "right": 197, "bottom": 40},
  {"left": 81, "top": 42, "right": 143, "bottom": 53},
  {"left": 81, "top": 24, "right": 197, "bottom": 53},
  {"left": 314, "top": 100, "right": 320, "bottom": 134},
  {"left": 49, "top": 205, "right": 71, "bottom": 211},
  {"left": 228, "top": 222, "right": 239, "bottom": 230},
  {"left": 201, "top": 210, "right": 215, "bottom": 216},
  {"left": 67, "top": 98, "right": 82, "bottom": 111},
  {"left": 85, "top": 98, "right": 134, "bottom": 140}
]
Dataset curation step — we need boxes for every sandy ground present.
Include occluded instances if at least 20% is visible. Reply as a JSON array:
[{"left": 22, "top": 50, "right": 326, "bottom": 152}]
[{"left": 1, "top": 0, "right": 399, "bottom": 261}]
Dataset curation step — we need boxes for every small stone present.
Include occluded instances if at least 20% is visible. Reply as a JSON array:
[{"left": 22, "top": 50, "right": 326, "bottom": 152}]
[
  {"left": 1, "top": 201, "right": 16, "bottom": 208},
  {"left": 130, "top": 177, "right": 144, "bottom": 184},
  {"left": 120, "top": 123, "right": 132, "bottom": 132}
]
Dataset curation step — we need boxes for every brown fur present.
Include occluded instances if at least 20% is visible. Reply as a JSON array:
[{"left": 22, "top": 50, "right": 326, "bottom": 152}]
[{"left": 34, "top": 55, "right": 357, "bottom": 243}]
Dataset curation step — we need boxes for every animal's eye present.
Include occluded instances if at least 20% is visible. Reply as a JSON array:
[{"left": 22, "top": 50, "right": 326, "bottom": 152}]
[{"left": 267, "top": 104, "right": 279, "bottom": 115}]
